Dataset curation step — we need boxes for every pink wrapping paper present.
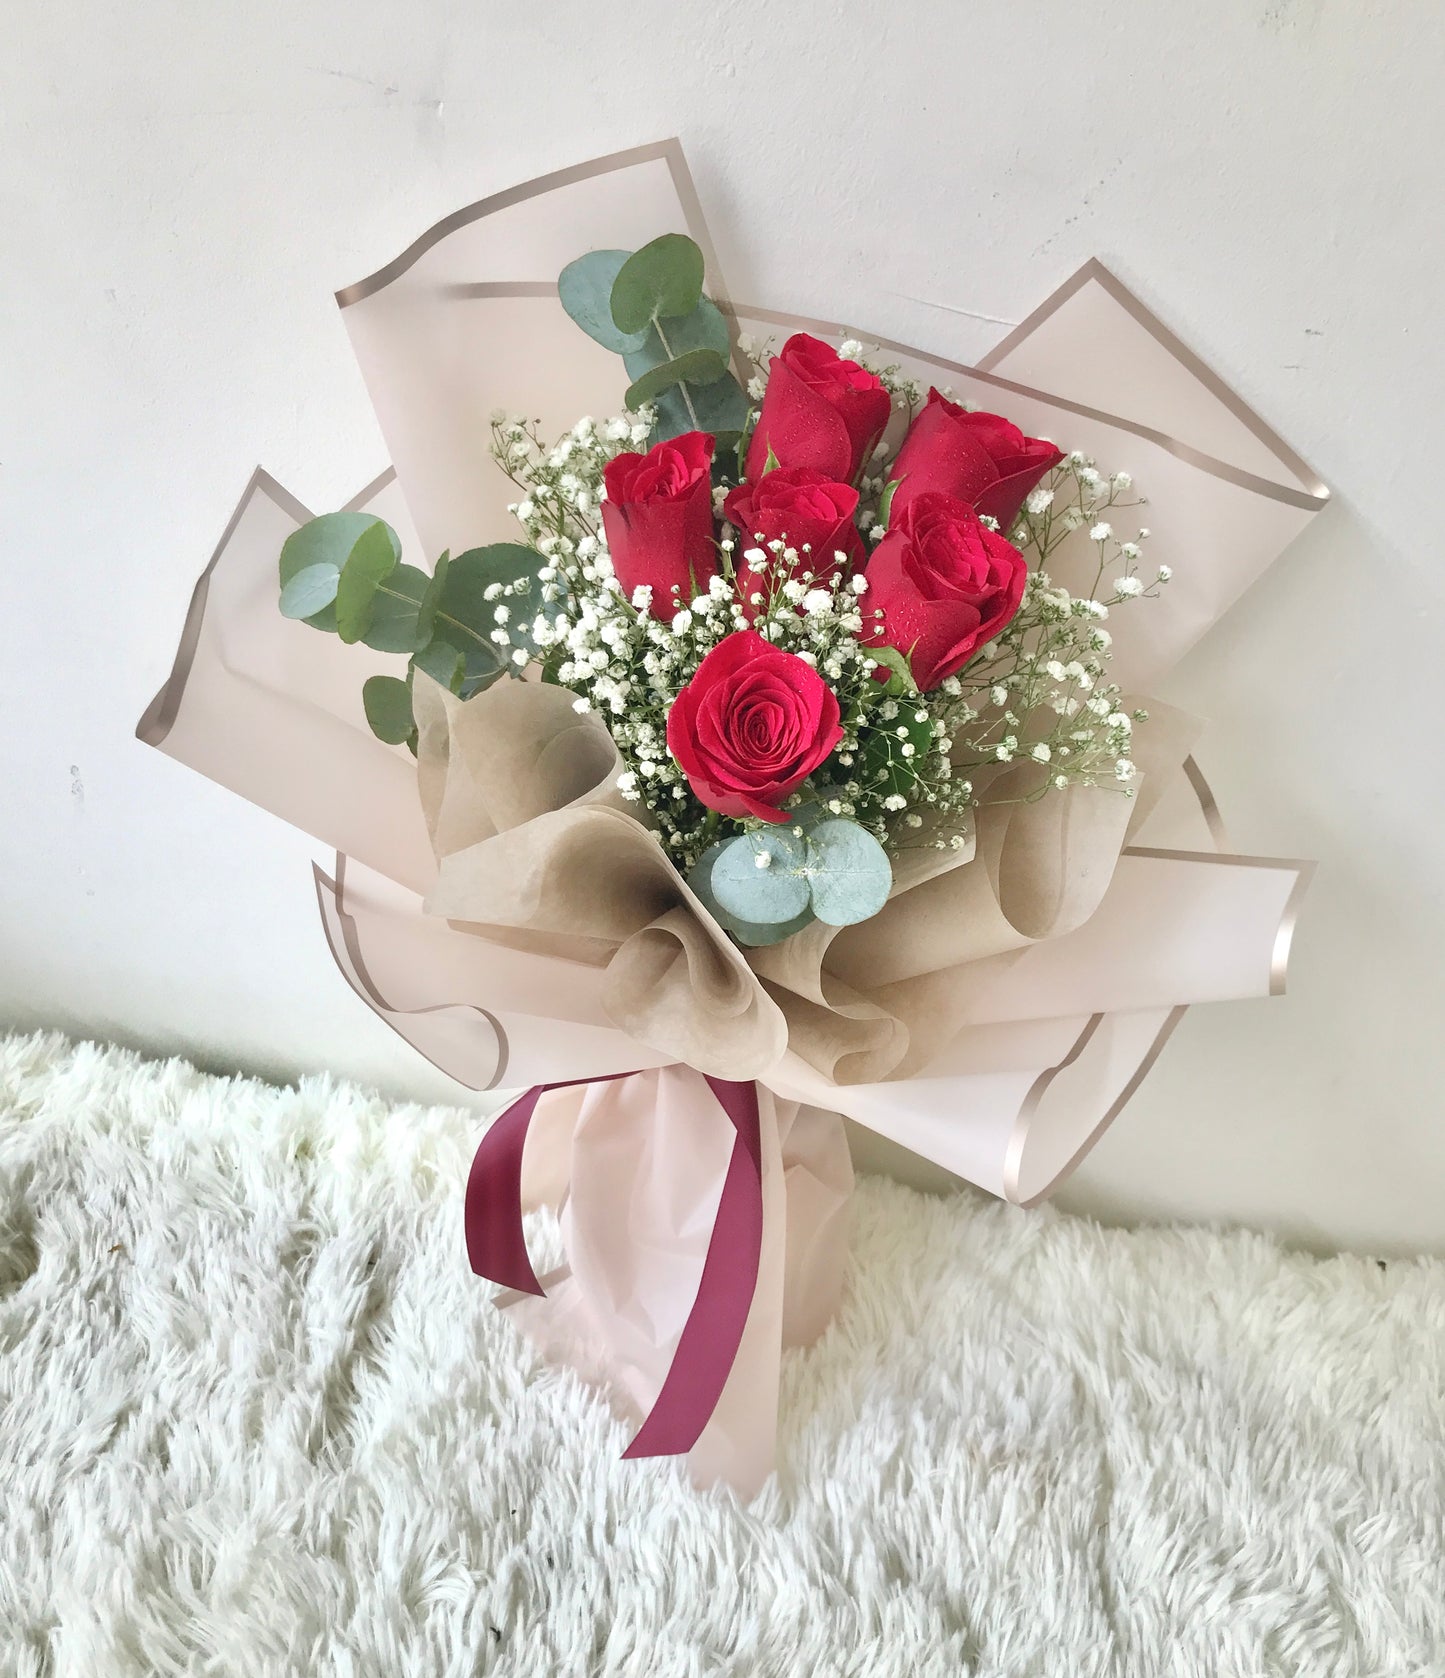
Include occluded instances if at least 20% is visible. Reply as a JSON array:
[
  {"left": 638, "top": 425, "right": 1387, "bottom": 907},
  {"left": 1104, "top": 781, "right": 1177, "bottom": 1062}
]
[{"left": 138, "top": 140, "right": 1324, "bottom": 1492}]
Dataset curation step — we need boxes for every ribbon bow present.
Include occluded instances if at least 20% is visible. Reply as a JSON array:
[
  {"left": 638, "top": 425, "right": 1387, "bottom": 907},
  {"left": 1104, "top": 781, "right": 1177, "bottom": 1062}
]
[{"left": 464, "top": 1073, "right": 764, "bottom": 1459}]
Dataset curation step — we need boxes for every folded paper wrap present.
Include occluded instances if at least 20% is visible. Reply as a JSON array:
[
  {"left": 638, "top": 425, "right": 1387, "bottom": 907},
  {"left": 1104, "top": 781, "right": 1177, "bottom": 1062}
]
[{"left": 138, "top": 140, "right": 1323, "bottom": 1493}]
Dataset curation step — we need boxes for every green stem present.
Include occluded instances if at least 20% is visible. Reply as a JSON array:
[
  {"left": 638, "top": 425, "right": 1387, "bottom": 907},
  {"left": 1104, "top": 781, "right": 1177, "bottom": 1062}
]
[{"left": 652, "top": 317, "right": 701, "bottom": 430}]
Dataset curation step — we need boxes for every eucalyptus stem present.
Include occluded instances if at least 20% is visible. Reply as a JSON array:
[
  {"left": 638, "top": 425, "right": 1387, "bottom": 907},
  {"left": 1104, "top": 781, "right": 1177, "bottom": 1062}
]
[{"left": 652, "top": 317, "right": 700, "bottom": 430}]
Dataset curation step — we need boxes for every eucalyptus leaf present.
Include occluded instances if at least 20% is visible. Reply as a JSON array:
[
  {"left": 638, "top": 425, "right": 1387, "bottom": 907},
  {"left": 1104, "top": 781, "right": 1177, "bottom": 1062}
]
[
  {"left": 609, "top": 233, "right": 704, "bottom": 335},
  {"left": 558, "top": 249, "right": 651, "bottom": 355},
  {"left": 728, "top": 906, "right": 819, "bottom": 947},
  {"left": 708, "top": 828, "right": 811, "bottom": 926},
  {"left": 335, "top": 518, "right": 402, "bottom": 644},
  {"left": 625, "top": 349, "right": 728, "bottom": 412},
  {"left": 621, "top": 297, "right": 731, "bottom": 382},
  {"left": 279, "top": 511, "right": 386, "bottom": 588},
  {"left": 411, "top": 638, "right": 465, "bottom": 692},
  {"left": 361, "top": 674, "right": 415, "bottom": 745},
  {"left": 804, "top": 819, "right": 894, "bottom": 927},
  {"left": 278, "top": 562, "right": 340, "bottom": 620},
  {"left": 649, "top": 370, "right": 750, "bottom": 443},
  {"left": 459, "top": 663, "right": 507, "bottom": 700},
  {"left": 688, "top": 842, "right": 817, "bottom": 947},
  {"left": 416, "top": 550, "right": 450, "bottom": 647},
  {"left": 279, "top": 510, "right": 392, "bottom": 632},
  {"left": 362, "top": 563, "right": 430, "bottom": 653},
  {"left": 436, "top": 542, "right": 552, "bottom": 675}
]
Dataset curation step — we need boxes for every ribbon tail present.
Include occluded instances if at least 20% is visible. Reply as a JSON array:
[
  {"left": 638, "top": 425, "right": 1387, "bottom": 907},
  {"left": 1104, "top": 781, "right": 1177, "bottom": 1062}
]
[
  {"left": 465, "top": 1085, "right": 547, "bottom": 1296},
  {"left": 622, "top": 1075, "right": 765, "bottom": 1460}
]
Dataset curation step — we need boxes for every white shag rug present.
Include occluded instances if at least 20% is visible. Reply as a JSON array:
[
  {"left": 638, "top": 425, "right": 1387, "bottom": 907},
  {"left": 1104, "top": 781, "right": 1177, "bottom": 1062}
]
[{"left": 2, "top": 1033, "right": 1442, "bottom": 1678}]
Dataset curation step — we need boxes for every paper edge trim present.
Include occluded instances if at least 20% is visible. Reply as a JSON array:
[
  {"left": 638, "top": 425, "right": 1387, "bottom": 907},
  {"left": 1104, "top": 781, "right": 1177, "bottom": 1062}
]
[
  {"left": 975, "top": 256, "right": 1329, "bottom": 503},
  {"left": 334, "top": 138, "right": 724, "bottom": 309}
]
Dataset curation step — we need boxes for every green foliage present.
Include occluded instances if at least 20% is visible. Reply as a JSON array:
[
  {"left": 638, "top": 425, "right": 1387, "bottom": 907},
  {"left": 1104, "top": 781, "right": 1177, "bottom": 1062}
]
[
  {"left": 278, "top": 562, "right": 340, "bottom": 620},
  {"left": 803, "top": 819, "right": 893, "bottom": 926},
  {"left": 361, "top": 563, "right": 430, "bottom": 653},
  {"left": 412, "top": 639, "right": 465, "bottom": 692},
  {"left": 867, "top": 644, "right": 919, "bottom": 696},
  {"left": 439, "top": 543, "right": 558, "bottom": 690},
  {"left": 877, "top": 478, "right": 901, "bottom": 527},
  {"left": 648, "top": 372, "right": 750, "bottom": 444},
  {"left": 277, "top": 515, "right": 552, "bottom": 747},
  {"left": 415, "top": 549, "right": 450, "bottom": 647},
  {"left": 278, "top": 510, "right": 384, "bottom": 631},
  {"left": 334, "top": 518, "right": 403, "bottom": 644},
  {"left": 709, "top": 827, "right": 812, "bottom": 925},
  {"left": 361, "top": 674, "right": 415, "bottom": 746},
  {"left": 692, "top": 811, "right": 894, "bottom": 939},
  {"left": 609, "top": 234, "right": 704, "bottom": 335},
  {"left": 859, "top": 705, "right": 934, "bottom": 799},
  {"left": 621, "top": 297, "right": 730, "bottom": 381},
  {"left": 624, "top": 349, "right": 729, "bottom": 412},
  {"left": 558, "top": 250, "right": 650, "bottom": 355},
  {"left": 560, "top": 236, "right": 749, "bottom": 446},
  {"left": 688, "top": 842, "right": 818, "bottom": 947}
]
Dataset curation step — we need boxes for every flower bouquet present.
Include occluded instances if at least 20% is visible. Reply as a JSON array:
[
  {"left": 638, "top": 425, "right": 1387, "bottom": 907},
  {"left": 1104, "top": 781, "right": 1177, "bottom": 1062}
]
[{"left": 139, "top": 141, "right": 1324, "bottom": 1492}]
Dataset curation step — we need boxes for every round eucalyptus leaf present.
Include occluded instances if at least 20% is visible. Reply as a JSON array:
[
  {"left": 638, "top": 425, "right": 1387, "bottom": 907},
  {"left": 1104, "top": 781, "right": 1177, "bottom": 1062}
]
[
  {"left": 361, "top": 674, "right": 415, "bottom": 745},
  {"left": 279, "top": 510, "right": 393, "bottom": 632},
  {"left": 709, "top": 829, "right": 811, "bottom": 926},
  {"left": 622, "top": 297, "right": 731, "bottom": 381},
  {"left": 805, "top": 819, "right": 894, "bottom": 927},
  {"left": 278, "top": 562, "right": 340, "bottom": 620},
  {"left": 278, "top": 511, "right": 385, "bottom": 587},
  {"left": 688, "top": 843, "right": 817, "bottom": 946},
  {"left": 625, "top": 349, "right": 728, "bottom": 412},
  {"left": 610, "top": 233, "right": 704, "bottom": 335},
  {"left": 362, "top": 563, "right": 430, "bottom": 653},
  {"left": 335, "top": 518, "right": 403, "bottom": 644},
  {"left": 558, "top": 249, "right": 650, "bottom": 355}
]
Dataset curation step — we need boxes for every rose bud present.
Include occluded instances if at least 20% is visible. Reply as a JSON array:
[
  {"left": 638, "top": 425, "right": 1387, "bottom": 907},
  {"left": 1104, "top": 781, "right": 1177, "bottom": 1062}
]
[
  {"left": 723, "top": 468, "right": 864, "bottom": 620},
  {"left": 666, "top": 630, "right": 843, "bottom": 823},
  {"left": 743, "top": 334, "right": 890, "bottom": 485},
  {"left": 890, "top": 389, "right": 1064, "bottom": 530},
  {"left": 602, "top": 430, "right": 717, "bottom": 618},
  {"left": 862, "top": 491, "right": 1028, "bottom": 691}
]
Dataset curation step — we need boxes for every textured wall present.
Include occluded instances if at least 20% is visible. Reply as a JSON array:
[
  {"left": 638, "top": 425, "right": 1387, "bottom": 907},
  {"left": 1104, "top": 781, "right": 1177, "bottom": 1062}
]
[{"left": 5, "top": 0, "right": 1442, "bottom": 1254}]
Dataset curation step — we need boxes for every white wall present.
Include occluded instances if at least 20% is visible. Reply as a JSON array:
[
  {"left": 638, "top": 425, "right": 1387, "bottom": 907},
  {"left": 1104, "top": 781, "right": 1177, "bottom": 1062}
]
[{"left": 5, "top": 0, "right": 1443, "bottom": 1257}]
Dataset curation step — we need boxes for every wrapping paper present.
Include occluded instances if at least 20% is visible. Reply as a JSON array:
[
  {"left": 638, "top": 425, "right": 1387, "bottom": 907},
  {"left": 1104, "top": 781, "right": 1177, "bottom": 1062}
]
[{"left": 138, "top": 140, "right": 1324, "bottom": 1492}]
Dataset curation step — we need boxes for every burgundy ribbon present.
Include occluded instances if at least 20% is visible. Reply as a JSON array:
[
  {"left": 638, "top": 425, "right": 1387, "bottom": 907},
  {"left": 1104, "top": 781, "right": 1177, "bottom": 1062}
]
[{"left": 463, "top": 1071, "right": 764, "bottom": 1460}]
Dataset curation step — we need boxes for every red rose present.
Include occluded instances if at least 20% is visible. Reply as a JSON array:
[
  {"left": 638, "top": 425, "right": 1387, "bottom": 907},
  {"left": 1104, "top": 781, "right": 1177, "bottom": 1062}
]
[
  {"left": 723, "top": 468, "right": 864, "bottom": 620},
  {"left": 744, "top": 333, "right": 891, "bottom": 485},
  {"left": 602, "top": 431, "right": 717, "bottom": 618},
  {"left": 863, "top": 492, "right": 1027, "bottom": 691},
  {"left": 890, "top": 389, "right": 1064, "bottom": 529},
  {"left": 667, "top": 630, "right": 843, "bottom": 823}
]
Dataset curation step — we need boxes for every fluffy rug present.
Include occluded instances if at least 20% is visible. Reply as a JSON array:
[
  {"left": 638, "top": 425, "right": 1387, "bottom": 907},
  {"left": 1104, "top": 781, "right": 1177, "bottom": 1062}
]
[{"left": 1, "top": 1033, "right": 1442, "bottom": 1677}]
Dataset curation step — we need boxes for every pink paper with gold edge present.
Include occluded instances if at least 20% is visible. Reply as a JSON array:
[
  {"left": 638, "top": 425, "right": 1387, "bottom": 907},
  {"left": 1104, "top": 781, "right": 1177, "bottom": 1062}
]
[{"left": 138, "top": 140, "right": 1324, "bottom": 1492}]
